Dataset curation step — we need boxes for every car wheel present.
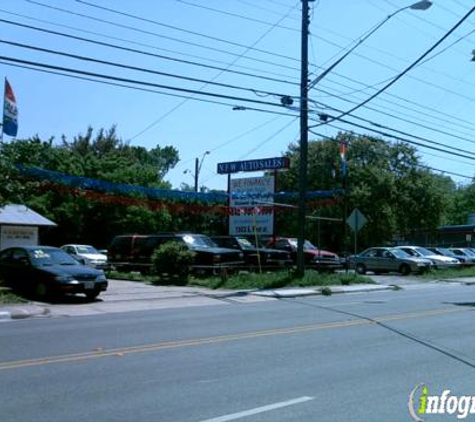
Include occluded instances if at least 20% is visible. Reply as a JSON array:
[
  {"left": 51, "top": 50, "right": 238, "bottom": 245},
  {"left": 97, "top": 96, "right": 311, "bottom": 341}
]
[
  {"left": 355, "top": 263, "right": 366, "bottom": 275},
  {"left": 399, "top": 264, "right": 411, "bottom": 276},
  {"left": 35, "top": 282, "right": 53, "bottom": 300},
  {"left": 85, "top": 290, "right": 100, "bottom": 301}
]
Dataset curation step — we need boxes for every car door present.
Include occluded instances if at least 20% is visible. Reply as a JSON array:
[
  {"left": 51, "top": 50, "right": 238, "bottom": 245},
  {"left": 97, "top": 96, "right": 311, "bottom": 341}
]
[
  {"left": 2, "top": 248, "right": 32, "bottom": 287},
  {"left": 382, "top": 250, "right": 399, "bottom": 272},
  {"left": 362, "top": 249, "right": 378, "bottom": 271}
]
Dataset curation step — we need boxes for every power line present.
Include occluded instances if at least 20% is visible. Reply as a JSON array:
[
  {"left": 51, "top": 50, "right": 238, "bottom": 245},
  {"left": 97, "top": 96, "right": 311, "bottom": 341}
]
[
  {"left": 312, "top": 4, "right": 475, "bottom": 128},
  {"left": 25, "top": 0, "right": 301, "bottom": 72},
  {"left": 128, "top": 0, "right": 300, "bottom": 139},
  {"left": 75, "top": 0, "right": 301, "bottom": 64},
  {"left": 8, "top": 5, "right": 475, "bottom": 136},
  {"left": 0, "top": 38, "right": 295, "bottom": 100},
  {"left": 319, "top": 118, "right": 475, "bottom": 162},
  {"left": 0, "top": 16, "right": 300, "bottom": 87},
  {"left": 175, "top": 0, "right": 300, "bottom": 33},
  {"left": 0, "top": 59, "right": 300, "bottom": 119},
  {"left": 312, "top": 92, "right": 475, "bottom": 147},
  {"left": 318, "top": 74, "right": 475, "bottom": 136},
  {"left": 0, "top": 54, "right": 292, "bottom": 110},
  {"left": 308, "top": 128, "right": 474, "bottom": 180}
]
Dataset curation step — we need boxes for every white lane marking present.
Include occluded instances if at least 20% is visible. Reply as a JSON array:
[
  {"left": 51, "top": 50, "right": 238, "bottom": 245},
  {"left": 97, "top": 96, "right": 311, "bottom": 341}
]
[{"left": 199, "top": 396, "right": 314, "bottom": 422}]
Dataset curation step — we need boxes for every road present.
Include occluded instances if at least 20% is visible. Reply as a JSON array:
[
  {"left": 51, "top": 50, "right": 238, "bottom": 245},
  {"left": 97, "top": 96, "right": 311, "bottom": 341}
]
[{"left": 1, "top": 282, "right": 474, "bottom": 421}]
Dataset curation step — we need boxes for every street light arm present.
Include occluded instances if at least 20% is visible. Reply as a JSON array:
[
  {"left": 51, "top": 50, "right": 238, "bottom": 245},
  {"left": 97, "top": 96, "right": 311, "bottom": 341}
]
[{"left": 308, "top": 1, "right": 432, "bottom": 90}]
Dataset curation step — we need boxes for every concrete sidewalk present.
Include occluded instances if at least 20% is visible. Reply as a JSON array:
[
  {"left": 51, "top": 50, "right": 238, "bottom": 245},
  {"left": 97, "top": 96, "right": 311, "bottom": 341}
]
[{"left": 2, "top": 276, "right": 472, "bottom": 320}]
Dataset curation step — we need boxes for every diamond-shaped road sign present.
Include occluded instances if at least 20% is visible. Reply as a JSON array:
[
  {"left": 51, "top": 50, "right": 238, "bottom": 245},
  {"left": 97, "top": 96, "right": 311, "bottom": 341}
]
[{"left": 346, "top": 208, "right": 367, "bottom": 233}]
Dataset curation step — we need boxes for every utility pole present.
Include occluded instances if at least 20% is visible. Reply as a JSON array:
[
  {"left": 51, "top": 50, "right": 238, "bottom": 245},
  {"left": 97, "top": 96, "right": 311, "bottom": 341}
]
[
  {"left": 296, "top": 0, "right": 311, "bottom": 276},
  {"left": 194, "top": 157, "right": 199, "bottom": 192}
]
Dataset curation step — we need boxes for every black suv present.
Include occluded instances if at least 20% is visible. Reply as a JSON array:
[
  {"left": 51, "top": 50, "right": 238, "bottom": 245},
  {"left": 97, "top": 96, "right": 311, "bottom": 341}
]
[
  {"left": 108, "top": 233, "right": 244, "bottom": 273},
  {"left": 210, "top": 236, "right": 292, "bottom": 270}
]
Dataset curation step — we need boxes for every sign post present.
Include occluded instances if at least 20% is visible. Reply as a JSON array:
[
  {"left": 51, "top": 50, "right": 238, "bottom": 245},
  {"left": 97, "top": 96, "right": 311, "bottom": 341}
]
[{"left": 346, "top": 208, "right": 367, "bottom": 258}]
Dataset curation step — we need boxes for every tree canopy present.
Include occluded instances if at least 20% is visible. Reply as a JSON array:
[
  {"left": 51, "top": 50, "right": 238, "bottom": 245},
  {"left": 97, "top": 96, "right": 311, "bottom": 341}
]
[
  {"left": 275, "top": 132, "right": 457, "bottom": 252},
  {"left": 0, "top": 126, "right": 180, "bottom": 246}
]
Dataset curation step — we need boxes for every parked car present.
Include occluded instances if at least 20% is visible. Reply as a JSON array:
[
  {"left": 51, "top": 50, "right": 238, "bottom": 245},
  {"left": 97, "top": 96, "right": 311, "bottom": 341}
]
[
  {"left": 354, "top": 247, "right": 432, "bottom": 275},
  {"left": 396, "top": 246, "right": 460, "bottom": 268},
  {"left": 210, "top": 235, "right": 292, "bottom": 270},
  {"left": 60, "top": 244, "right": 108, "bottom": 268},
  {"left": 0, "top": 246, "right": 108, "bottom": 300},
  {"left": 107, "top": 233, "right": 244, "bottom": 274},
  {"left": 266, "top": 237, "right": 342, "bottom": 271},
  {"left": 448, "top": 248, "right": 475, "bottom": 265},
  {"left": 426, "top": 247, "right": 470, "bottom": 265}
]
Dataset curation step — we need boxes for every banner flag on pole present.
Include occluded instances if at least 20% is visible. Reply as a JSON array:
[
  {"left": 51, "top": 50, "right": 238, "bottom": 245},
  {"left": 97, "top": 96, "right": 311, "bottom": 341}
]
[
  {"left": 339, "top": 141, "right": 348, "bottom": 177},
  {"left": 3, "top": 78, "right": 18, "bottom": 137}
]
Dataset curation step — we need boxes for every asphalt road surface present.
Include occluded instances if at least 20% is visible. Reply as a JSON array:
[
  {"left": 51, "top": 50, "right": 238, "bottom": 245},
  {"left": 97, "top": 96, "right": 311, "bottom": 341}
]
[{"left": 1, "top": 283, "right": 474, "bottom": 421}]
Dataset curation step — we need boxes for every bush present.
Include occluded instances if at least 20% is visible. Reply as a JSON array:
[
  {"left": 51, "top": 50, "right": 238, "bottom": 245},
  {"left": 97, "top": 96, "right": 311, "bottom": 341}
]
[{"left": 151, "top": 241, "right": 195, "bottom": 284}]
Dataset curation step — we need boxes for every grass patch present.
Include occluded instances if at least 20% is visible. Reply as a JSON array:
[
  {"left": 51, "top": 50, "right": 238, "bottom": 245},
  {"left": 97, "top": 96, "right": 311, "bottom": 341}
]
[
  {"left": 107, "top": 269, "right": 372, "bottom": 290},
  {"left": 0, "top": 288, "right": 28, "bottom": 305},
  {"left": 418, "top": 266, "right": 475, "bottom": 280},
  {"left": 107, "top": 270, "right": 157, "bottom": 282},
  {"left": 190, "top": 270, "right": 372, "bottom": 290}
]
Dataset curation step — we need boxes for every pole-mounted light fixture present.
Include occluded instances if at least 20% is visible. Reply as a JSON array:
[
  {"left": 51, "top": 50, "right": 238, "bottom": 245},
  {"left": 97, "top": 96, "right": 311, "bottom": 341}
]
[{"left": 409, "top": 0, "right": 432, "bottom": 11}]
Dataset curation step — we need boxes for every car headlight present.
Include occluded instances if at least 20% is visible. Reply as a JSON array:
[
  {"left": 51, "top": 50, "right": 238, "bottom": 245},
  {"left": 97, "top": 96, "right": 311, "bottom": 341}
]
[{"left": 212, "top": 254, "right": 221, "bottom": 263}]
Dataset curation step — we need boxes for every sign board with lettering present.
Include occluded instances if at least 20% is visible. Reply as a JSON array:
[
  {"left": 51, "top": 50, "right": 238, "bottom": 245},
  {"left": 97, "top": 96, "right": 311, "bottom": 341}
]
[
  {"left": 229, "top": 176, "right": 274, "bottom": 236},
  {"left": 217, "top": 157, "right": 289, "bottom": 174},
  {"left": 0, "top": 226, "right": 38, "bottom": 250}
]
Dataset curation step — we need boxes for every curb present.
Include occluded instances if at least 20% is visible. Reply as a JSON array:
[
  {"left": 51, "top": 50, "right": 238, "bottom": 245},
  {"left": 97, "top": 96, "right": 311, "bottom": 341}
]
[
  {"left": 251, "top": 284, "right": 395, "bottom": 298},
  {"left": 0, "top": 311, "right": 12, "bottom": 321},
  {"left": 0, "top": 306, "right": 50, "bottom": 320}
]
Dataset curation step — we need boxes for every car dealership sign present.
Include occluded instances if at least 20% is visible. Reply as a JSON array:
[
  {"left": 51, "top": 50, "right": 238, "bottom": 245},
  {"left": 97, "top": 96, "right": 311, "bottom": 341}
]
[
  {"left": 229, "top": 176, "right": 274, "bottom": 236},
  {"left": 217, "top": 157, "right": 289, "bottom": 174}
]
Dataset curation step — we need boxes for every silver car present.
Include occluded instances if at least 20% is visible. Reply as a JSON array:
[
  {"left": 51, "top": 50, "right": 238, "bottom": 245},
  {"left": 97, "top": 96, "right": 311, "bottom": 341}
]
[{"left": 354, "top": 247, "right": 432, "bottom": 275}]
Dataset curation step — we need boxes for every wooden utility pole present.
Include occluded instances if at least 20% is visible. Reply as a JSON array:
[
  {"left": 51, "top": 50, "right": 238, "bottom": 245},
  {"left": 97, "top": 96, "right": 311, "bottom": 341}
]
[{"left": 296, "top": 0, "right": 311, "bottom": 276}]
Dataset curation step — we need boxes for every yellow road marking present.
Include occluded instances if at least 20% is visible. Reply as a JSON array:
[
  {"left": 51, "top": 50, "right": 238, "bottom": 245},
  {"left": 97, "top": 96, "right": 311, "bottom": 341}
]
[{"left": 0, "top": 306, "right": 470, "bottom": 371}]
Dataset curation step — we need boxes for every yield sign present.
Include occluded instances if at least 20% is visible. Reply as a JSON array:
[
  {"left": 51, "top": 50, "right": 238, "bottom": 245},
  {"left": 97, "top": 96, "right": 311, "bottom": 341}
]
[{"left": 346, "top": 208, "right": 367, "bottom": 233}]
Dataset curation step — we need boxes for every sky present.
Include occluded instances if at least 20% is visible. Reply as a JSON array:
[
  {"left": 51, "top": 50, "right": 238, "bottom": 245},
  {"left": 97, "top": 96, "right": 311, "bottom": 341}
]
[{"left": 1, "top": 0, "right": 475, "bottom": 192}]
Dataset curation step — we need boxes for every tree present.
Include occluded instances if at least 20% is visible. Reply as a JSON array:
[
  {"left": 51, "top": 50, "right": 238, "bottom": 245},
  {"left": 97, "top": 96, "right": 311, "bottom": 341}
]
[
  {"left": 275, "top": 132, "right": 454, "bottom": 252},
  {"left": 1, "top": 127, "right": 180, "bottom": 246}
]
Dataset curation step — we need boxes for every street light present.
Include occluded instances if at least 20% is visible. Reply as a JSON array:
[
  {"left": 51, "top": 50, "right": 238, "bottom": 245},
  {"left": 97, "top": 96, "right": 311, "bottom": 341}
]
[
  {"left": 296, "top": 0, "right": 432, "bottom": 276},
  {"left": 308, "top": 0, "right": 432, "bottom": 90},
  {"left": 184, "top": 151, "right": 210, "bottom": 192}
]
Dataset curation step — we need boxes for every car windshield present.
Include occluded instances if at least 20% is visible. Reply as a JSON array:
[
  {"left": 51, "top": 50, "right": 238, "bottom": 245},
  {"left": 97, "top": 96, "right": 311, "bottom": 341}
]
[
  {"left": 181, "top": 235, "right": 217, "bottom": 248},
  {"left": 28, "top": 248, "right": 79, "bottom": 266},
  {"left": 437, "top": 248, "right": 453, "bottom": 255},
  {"left": 236, "top": 237, "right": 255, "bottom": 250},
  {"left": 390, "top": 249, "right": 411, "bottom": 258},
  {"left": 414, "top": 247, "right": 434, "bottom": 256},
  {"left": 288, "top": 239, "right": 317, "bottom": 250},
  {"left": 76, "top": 245, "right": 99, "bottom": 254}
]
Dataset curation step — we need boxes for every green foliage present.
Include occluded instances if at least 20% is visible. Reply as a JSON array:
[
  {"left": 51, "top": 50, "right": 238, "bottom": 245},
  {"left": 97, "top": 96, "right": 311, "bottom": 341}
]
[
  {"left": 151, "top": 242, "right": 195, "bottom": 283},
  {"left": 1, "top": 126, "right": 180, "bottom": 246},
  {"left": 190, "top": 270, "right": 371, "bottom": 290},
  {"left": 276, "top": 132, "right": 457, "bottom": 252}
]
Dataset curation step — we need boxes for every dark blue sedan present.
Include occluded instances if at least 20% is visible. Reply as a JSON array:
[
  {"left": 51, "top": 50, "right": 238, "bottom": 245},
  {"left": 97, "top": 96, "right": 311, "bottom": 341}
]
[{"left": 0, "top": 246, "right": 108, "bottom": 300}]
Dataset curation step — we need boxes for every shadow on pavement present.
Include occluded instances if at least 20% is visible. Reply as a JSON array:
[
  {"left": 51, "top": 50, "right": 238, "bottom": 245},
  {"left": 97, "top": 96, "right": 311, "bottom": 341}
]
[{"left": 444, "top": 302, "right": 475, "bottom": 307}]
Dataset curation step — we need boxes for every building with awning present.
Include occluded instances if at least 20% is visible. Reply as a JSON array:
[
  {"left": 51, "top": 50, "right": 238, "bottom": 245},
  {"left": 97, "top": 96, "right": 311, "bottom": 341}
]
[{"left": 0, "top": 204, "right": 57, "bottom": 250}]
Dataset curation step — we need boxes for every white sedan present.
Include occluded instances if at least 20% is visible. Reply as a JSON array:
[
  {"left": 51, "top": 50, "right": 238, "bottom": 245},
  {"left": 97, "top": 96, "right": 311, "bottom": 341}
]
[
  {"left": 396, "top": 246, "right": 460, "bottom": 268},
  {"left": 60, "top": 244, "right": 108, "bottom": 269}
]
